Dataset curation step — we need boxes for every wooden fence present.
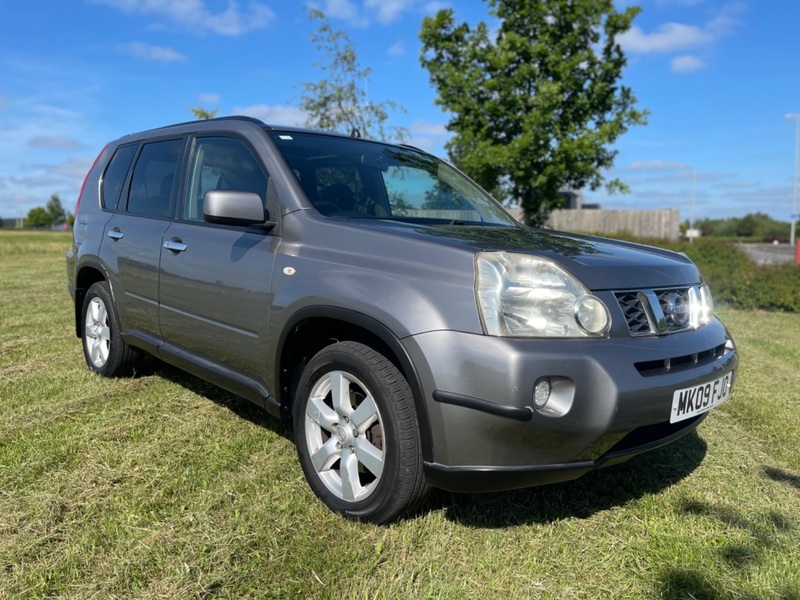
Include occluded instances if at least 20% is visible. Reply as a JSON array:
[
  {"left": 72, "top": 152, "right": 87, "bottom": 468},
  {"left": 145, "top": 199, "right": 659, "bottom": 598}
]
[{"left": 509, "top": 208, "right": 681, "bottom": 240}]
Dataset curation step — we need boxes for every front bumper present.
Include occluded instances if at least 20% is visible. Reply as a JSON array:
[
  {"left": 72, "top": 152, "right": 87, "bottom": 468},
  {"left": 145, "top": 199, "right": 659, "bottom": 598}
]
[{"left": 402, "top": 318, "right": 737, "bottom": 492}]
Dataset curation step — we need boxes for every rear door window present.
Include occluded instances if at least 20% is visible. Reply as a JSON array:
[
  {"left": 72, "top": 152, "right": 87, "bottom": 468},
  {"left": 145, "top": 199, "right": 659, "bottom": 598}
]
[{"left": 125, "top": 139, "right": 183, "bottom": 218}]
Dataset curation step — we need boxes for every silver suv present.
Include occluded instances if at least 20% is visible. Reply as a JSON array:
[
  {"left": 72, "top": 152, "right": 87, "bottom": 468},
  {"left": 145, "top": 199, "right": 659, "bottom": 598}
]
[{"left": 67, "top": 116, "right": 738, "bottom": 523}]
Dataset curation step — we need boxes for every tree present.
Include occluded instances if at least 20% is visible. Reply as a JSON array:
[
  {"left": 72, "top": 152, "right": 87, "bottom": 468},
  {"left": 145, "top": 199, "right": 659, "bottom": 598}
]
[
  {"left": 298, "top": 9, "right": 407, "bottom": 142},
  {"left": 735, "top": 213, "right": 758, "bottom": 238},
  {"left": 25, "top": 206, "right": 51, "bottom": 228},
  {"left": 420, "top": 0, "right": 648, "bottom": 225},
  {"left": 46, "top": 194, "right": 66, "bottom": 225},
  {"left": 191, "top": 107, "right": 218, "bottom": 120}
]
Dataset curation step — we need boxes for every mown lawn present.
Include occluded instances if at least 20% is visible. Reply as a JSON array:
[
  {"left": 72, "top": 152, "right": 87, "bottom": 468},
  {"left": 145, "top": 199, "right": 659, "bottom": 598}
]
[{"left": 1, "top": 230, "right": 799, "bottom": 599}]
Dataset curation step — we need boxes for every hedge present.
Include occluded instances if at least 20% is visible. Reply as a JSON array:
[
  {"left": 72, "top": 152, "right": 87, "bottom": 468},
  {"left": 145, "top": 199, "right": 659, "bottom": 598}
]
[{"left": 602, "top": 235, "right": 800, "bottom": 313}]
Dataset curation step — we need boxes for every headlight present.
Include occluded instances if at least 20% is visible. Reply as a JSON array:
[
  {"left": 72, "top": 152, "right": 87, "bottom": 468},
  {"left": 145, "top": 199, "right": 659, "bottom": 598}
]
[{"left": 475, "top": 252, "right": 610, "bottom": 338}]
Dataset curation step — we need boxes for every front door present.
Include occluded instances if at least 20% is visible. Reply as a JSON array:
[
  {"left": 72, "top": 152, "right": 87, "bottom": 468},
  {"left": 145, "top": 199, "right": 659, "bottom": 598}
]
[{"left": 157, "top": 136, "right": 278, "bottom": 384}]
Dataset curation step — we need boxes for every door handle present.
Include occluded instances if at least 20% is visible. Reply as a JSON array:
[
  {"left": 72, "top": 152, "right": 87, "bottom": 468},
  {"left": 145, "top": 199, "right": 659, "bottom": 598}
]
[
  {"left": 107, "top": 228, "right": 123, "bottom": 241},
  {"left": 163, "top": 239, "right": 187, "bottom": 253}
]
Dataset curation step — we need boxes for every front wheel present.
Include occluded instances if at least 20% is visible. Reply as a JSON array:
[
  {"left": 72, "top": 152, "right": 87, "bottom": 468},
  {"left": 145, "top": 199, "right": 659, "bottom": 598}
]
[{"left": 293, "top": 341, "right": 429, "bottom": 523}]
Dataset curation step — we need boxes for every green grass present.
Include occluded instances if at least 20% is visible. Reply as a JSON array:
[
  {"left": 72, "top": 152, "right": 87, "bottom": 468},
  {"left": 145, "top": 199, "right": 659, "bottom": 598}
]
[{"left": 1, "top": 229, "right": 799, "bottom": 599}]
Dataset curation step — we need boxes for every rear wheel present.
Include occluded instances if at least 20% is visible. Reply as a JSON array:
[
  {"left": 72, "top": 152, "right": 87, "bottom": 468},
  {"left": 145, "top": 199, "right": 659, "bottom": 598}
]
[
  {"left": 82, "top": 281, "right": 138, "bottom": 377},
  {"left": 293, "top": 341, "right": 429, "bottom": 523}
]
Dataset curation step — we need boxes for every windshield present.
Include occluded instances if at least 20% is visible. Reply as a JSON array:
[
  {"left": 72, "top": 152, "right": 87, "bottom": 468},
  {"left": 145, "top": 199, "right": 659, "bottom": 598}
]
[{"left": 267, "top": 130, "right": 519, "bottom": 227}]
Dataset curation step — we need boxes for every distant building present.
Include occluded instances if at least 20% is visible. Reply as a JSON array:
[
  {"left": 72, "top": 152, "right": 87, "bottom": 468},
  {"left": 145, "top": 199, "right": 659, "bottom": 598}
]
[
  {"left": 2, "top": 218, "right": 24, "bottom": 229},
  {"left": 558, "top": 190, "right": 602, "bottom": 210}
]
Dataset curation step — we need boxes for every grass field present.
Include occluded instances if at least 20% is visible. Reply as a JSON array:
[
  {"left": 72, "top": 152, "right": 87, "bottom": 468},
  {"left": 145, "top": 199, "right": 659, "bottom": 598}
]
[{"left": 1, "top": 229, "right": 799, "bottom": 599}]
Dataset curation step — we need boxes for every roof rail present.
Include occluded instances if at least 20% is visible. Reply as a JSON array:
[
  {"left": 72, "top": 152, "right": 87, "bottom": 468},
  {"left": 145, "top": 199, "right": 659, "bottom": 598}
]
[
  {"left": 143, "top": 115, "right": 268, "bottom": 133},
  {"left": 206, "top": 115, "right": 268, "bottom": 126}
]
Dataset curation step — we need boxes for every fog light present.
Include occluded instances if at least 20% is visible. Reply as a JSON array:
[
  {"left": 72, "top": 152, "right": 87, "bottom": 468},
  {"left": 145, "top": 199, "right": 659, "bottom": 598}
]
[{"left": 533, "top": 378, "right": 551, "bottom": 409}]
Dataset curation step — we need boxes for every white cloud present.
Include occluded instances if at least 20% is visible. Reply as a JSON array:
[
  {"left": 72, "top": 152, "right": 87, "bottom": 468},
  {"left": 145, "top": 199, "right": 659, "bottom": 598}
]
[
  {"left": 233, "top": 104, "right": 308, "bottom": 127},
  {"left": 53, "top": 156, "right": 97, "bottom": 180},
  {"left": 655, "top": 0, "right": 707, "bottom": 6},
  {"left": 408, "top": 119, "right": 449, "bottom": 153},
  {"left": 92, "top": 0, "right": 276, "bottom": 36},
  {"left": 715, "top": 180, "right": 760, "bottom": 190},
  {"left": 315, "top": 0, "right": 365, "bottom": 25},
  {"left": 364, "top": 0, "right": 413, "bottom": 24},
  {"left": 119, "top": 42, "right": 186, "bottom": 62},
  {"left": 644, "top": 171, "right": 734, "bottom": 184},
  {"left": 671, "top": 54, "right": 706, "bottom": 72},
  {"left": 423, "top": 1, "right": 451, "bottom": 15},
  {"left": 618, "top": 2, "right": 743, "bottom": 54},
  {"left": 0, "top": 155, "right": 93, "bottom": 218},
  {"left": 387, "top": 41, "right": 406, "bottom": 57},
  {"left": 619, "top": 22, "right": 713, "bottom": 53},
  {"left": 198, "top": 93, "right": 221, "bottom": 104},
  {"left": 29, "top": 136, "right": 84, "bottom": 150},
  {"left": 628, "top": 160, "right": 690, "bottom": 171},
  {"left": 410, "top": 120, "right": 447, "bottom": 137},
  {"left": 314, "top": 0, "right": 422, "bottom": 26}
]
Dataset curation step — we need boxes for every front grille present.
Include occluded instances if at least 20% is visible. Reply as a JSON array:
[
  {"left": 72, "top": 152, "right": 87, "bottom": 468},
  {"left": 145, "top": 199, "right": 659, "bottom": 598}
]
[
  {"left": 616, "top": 292, "right": 651, "bottom": 335},
  {"left": 614, "top": 286, "right": 704, "bottom": 337}
]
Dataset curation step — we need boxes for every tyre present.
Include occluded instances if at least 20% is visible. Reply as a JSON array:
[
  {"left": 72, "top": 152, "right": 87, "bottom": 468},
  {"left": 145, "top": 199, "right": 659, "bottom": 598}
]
[
  {"left": 293, "top": 341, "right": 430, "bottom": 523},
  {"left": 82, "top": 281, "right": 139, "bottom": 377}
]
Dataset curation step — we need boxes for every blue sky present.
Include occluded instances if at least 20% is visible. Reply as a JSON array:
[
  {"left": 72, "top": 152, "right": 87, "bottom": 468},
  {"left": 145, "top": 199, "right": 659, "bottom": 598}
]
[{"left": 1, "top": 0, "right": 798, "bottom": 224}]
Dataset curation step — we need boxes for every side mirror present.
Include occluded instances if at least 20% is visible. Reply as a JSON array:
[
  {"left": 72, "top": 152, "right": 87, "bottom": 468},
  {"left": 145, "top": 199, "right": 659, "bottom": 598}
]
[{"left": 203, "top": 190, "right": 274, "bottom": 228}]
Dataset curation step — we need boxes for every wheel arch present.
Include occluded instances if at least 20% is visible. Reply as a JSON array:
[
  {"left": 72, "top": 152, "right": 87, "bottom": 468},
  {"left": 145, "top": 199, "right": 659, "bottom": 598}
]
[
  {"left": 276, "top": 306, "right": 434, "bottom": 462},
  {"left": 73, "top": 263, "right": 108, "bottom": 338}
]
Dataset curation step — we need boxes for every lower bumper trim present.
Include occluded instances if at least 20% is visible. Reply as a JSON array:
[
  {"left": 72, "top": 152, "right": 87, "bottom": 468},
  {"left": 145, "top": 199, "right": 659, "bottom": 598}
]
[
  {"left": 424, "top": 460, "right": 595, "bottom": 492},
  {"left": 424, "top": 412, "right": 707, "bottom": 493}
]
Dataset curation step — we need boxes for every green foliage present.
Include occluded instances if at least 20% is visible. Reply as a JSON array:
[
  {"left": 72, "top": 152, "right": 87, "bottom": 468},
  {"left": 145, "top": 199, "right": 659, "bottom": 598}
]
[
  {"left": 687, "top": 212, "right": 791, "bottom": 241},
  {"left": 191, "top": 107, "right": 218, "bottom": 120},
  {"left": 25, "top": 206, "right": 51, "bottom": 228},
  {"left": 24, "top": 194, "right": 68, "bottom": 228},
  {"left": 612, "top": 235, "right": 800, "bottom": 312},
  {"left": 299, "top": 9, "right": 407, "bottom": 142},
  {"left": 419, "top": 0, "right": 648, "bottom": 225},
  {"left": 46, "top": 194, "right": 66, "bottom": 225}
]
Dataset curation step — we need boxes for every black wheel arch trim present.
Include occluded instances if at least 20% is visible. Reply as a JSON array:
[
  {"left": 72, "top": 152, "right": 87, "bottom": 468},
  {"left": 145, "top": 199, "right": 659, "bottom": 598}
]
[
  {"left": 276, "top": 305, "right": 434, "bottom": 462},
  {"left": 432, "top": 390, "right": 534, "bottom": 422},
  {"left": 73, "top": 258, "right": 114, "bottom": 338}
]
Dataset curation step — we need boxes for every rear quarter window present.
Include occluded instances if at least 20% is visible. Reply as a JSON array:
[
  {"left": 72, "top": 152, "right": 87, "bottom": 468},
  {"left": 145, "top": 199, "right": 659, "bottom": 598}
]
[{"left": 100, "top": 144, "right": 137, "bottom": 210}]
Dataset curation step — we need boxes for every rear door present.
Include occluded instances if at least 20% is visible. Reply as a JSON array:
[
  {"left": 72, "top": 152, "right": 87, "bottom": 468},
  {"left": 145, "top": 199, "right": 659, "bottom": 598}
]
[
  {"left": 100, "top": 138, "right": 184, "bottom": 346},
  {"left": 158, "top": 135, "right": 278, "bottom": 381}
]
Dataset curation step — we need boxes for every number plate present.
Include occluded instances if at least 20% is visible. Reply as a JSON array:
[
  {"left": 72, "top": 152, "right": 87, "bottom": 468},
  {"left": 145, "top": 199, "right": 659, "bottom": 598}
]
[{"left": 670, "top": 371, "right": 733, "bottom": 424}]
